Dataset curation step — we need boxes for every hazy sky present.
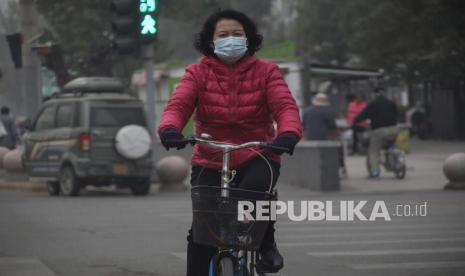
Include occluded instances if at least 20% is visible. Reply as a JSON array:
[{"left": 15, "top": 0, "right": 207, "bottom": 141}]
[
  {"left": 0, "top": 0, "right": 19, "bottom": 33},
  {"left": 0, "top": 0, "right": 15, "bottom": 10}
]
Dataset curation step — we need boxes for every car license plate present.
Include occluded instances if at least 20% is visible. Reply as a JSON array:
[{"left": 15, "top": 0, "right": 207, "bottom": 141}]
[{"left": 112, "top": 164, "right": 128, "bottom": 175}]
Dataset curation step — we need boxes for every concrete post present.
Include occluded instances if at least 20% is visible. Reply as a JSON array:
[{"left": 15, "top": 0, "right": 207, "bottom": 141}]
[
  {"left": 156, "top": 156, "right": 189, "bottom": 191},
  {"left": 143, "top": 44, "right": 156, "bottom": 134},
  {"left": 443, "top": 153, "right": 465, "bottom": 190}
]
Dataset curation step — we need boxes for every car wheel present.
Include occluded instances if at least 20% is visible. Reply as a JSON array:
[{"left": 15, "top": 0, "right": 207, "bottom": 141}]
[
  {"left": 130, "top": 177, "right": 151, "bottom": 196},
  {"left": 46, "top": 181, "right": 60, "bottom": 196},
  {"left": 60, "top": 166, "right": 81, "bottom": 196}
]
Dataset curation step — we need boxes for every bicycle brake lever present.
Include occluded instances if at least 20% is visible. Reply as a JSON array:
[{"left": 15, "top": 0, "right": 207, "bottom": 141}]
[{"left": 185, "top": 137, "right": 197, "bottom": 145}]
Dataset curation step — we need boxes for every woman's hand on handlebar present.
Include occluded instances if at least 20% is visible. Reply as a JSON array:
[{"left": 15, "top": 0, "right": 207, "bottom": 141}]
[
  {"left": 269, "top": 134, "right": 299, "bottom": 155},
  {"left": 159, "top": 128, "right": 190, "bottom": 150}
]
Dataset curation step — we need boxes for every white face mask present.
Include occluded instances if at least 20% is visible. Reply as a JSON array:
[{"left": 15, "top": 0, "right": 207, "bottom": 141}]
[{"left": 213, "top": 36, "right": 248, "bottom": 64}]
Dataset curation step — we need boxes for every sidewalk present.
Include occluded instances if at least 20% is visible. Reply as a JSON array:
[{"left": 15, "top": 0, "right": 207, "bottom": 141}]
[
  {"left": 340, "top": 139, "right": 465, "bottom": 193},
  {"left": 0, "top": 169, "right": 46, "bottom": 192},
  {"left": 1, "top": 140, "right": 463, "bottom": 195}
]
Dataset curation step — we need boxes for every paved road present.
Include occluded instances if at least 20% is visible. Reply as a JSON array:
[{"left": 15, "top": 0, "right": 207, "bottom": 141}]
[{"left": 1, "top": 184, "right": 464, "bottom": 276}]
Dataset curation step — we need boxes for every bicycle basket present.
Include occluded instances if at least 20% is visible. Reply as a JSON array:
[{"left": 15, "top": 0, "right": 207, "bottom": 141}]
[{"left": 191, "top": 185, "right": 275, "bottom": 251}]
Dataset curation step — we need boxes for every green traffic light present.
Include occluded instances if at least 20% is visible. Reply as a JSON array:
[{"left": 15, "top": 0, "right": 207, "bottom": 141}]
[
  {"left": 139, "top": 0, "right": 157, "bottom": 13},
  {"left": 140, "top": 14, "right": 157, "bottom": 35}
]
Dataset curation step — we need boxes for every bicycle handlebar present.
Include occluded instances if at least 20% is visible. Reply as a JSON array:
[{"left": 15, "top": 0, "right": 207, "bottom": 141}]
[{"left": 184, "top": 135, "right": 291, "bottom": 154}]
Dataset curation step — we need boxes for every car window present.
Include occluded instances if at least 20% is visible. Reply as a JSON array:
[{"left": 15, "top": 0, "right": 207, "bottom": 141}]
[
  {"left": 56, "top": 104, "right": 74, "bottom": 128},
  {"left": 34, "top": 106, "right": 56, "bottom": 131},
  {"left": 90, "top": 106, "right": 146, "bottom": 127}
]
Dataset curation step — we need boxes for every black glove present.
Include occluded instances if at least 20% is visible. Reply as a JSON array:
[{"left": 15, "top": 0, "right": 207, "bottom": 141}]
[
  {"left": 271, "top": 134, "right": 299, "bottom": 155},
  {"left": 159, "top": 128, "right": 188, "bottom": 150}
]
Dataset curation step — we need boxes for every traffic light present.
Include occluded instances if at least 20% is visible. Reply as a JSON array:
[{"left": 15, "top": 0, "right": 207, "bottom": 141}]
[
  {"left": 138, "top": 0, "right": 158, "bottom": 43},
  {"left": 111, "top": 0, "right": 139, "bottom": 55}
]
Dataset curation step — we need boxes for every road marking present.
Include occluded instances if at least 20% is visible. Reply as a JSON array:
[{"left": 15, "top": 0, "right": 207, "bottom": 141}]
[
  {"left": 0, "top": 257, "right": 56, "bottom": 276},
  {"left": 307, "top": 247, "right": 465, "bottom": 257},
  {"left": 276, "top": 219, "right": 457, "bottom": 227},
  {"left": 349, "top": 261, "right": 465, "bottom": 270},
  {"left": 280, "top": 237, "right": 465, "bottom": 247},
  {"left": 279, "top": 230, "right": 465, "bottom": 240},
  {"left": 172, "top": 252, "right": 187, "bottom": 262},
  {"left": 171, "top": 252, "right": 290, "bottom": 275}
]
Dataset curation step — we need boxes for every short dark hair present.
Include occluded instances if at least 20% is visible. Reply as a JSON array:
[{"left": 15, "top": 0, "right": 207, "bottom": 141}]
[
  {"left": 1, "top": 106, "right": 10, "bottom": 115},
  {"left": 346, "top": 93, "right": 356, "bottom": 103},
  {"left": 194, "top": 9, "right": 263, "bottom": 57}
]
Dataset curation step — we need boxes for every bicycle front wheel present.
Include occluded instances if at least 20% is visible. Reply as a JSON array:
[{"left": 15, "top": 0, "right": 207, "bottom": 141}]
[
  {"left": 218, "top": 257, "right": 234, "bottom": 276},
  {"left": 395, "top": 165, "right": 406, "bottom": 179},
  {"left": 394, "top": 151, "right": 407, "bottom": 179}
]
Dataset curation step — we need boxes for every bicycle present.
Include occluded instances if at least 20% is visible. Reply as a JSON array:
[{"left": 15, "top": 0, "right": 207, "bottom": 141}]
[
  {"left": 185, "top": 133, "right": 289, "bottom": 276},
  {"left": 380, "top": 137, "right": 407, "bottom": 179}
]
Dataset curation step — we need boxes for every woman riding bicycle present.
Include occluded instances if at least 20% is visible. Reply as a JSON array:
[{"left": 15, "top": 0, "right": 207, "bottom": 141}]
[{"left": 158, "top": 10, "right": 302, "bottom": 276}]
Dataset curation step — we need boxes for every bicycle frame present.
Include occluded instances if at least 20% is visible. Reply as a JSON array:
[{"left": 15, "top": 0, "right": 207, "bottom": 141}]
[
  {"left": 193, "top": 133, "right": 272, "bottom": 197},
  {"left": 189, "top": 133, "right": 285, "bottom": 276}
]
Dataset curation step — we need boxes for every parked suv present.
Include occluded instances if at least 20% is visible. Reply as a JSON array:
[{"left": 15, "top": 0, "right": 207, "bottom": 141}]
[{"left": 23, "top": 77, "right": 153, "bottom": 196}]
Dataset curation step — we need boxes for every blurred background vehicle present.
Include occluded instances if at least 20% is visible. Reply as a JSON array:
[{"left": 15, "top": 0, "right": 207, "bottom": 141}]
[{"left": 22, "top": 77, "right": 153, "bottom": 196}]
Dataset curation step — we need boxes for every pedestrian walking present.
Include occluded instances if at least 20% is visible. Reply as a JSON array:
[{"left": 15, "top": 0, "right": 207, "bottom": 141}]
[
  {"left": 302, "top": 93, "right": 337, "bottom": 140},
  {"left": 0, "top": 106, "right": 18, "bottom": 150},
  {"left": 302, "top": 93, "right": 346, "bottom": 176},
  {"left": 346, "top": 94, "right": 368, "bottom": 154}
]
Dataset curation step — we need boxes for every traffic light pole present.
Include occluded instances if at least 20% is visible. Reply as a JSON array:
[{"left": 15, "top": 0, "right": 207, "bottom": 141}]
[
  {"left": 20, "top": 0, "right": 41, "bottom": 118},
  {"left": 143, "top": 43, "right": 156, "bottom": 146}
]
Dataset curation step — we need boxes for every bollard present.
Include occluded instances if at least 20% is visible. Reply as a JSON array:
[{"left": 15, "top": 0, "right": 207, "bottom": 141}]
[
  {"left": 3, "top": 149, "right": 24, "bottom": 172},
  {"left": 156, "top": 155, "right": 189, "bottom": 191},
  {"left": 443, "top": 153, "right": 465, "bottom": 190},
  {"left": 280, "top": 141, "right": 341, "bottom": 191}
]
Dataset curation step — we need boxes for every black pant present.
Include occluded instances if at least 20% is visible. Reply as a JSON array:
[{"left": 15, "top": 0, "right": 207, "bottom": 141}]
[
  {"left": 352, "top": 125, "right": 366, "bottom": 154},
  {"left": 186, "top": 156, "right": 280, "bottom": 276},
  {"left": 338, "top": 146, "right": 345, "bottom": 169}
]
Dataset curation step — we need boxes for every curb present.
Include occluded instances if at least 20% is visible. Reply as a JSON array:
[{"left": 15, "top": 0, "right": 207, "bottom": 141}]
[
  {"left": 0, "top": 179, "right": 165, "bottom": 194},
  {"left": 0, "top": 179, "right": 46, "bottom": 192}
]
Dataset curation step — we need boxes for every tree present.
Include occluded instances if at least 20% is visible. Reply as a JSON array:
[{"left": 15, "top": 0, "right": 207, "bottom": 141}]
[
  {"left": 341, "top": 0, "right": 465, "bottom": 82},
  {"left": 294, "top": 0, "right": 465, "bottom": 82},
  {"left": 36, "top": 0, "right": 272, "bottom": 87},
  {"left": 36, "top": 0, "right": 118, "bottom": 80},
  {"left": 294, "top": 0, "right": 351, "bottom": 65}
]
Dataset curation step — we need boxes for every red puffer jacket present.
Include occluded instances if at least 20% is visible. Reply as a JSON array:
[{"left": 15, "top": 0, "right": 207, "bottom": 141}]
[{"left": 158, "top": 55, "right": 303, "bottom": 169}]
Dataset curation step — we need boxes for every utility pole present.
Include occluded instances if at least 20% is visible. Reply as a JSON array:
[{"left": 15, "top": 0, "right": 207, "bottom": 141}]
[
  {"left": 110, "top": 0, "right": 158, "bottom": 165},
  {"left": 143, "top": 44, "right": 156, "bottom": 137},
  {"left": 111, "top": 0, "right": 158, "bottom": 135},
  {"left": 137, "top": 0, "right": 158, "bottom": 156},
  {"left": 19, "top": 0, "right": 41, "bottom": 118},
  {"left": 301, "top": 54, "right": 312, "bottom": 107}
]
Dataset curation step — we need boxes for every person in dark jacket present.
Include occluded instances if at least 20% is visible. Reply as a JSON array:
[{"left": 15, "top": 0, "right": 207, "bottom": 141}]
[
  {"left": 302, "top": 93, "right": 337, "bottom": 140},
  {"left": 302, "top": 93, "right": 347, "bottom": 176},
  {"left": 0, "top": 106, "right": 18, "bottom": 150},
  {"left": 354, "top": 87, "right": 399, "bottom": 178}
]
